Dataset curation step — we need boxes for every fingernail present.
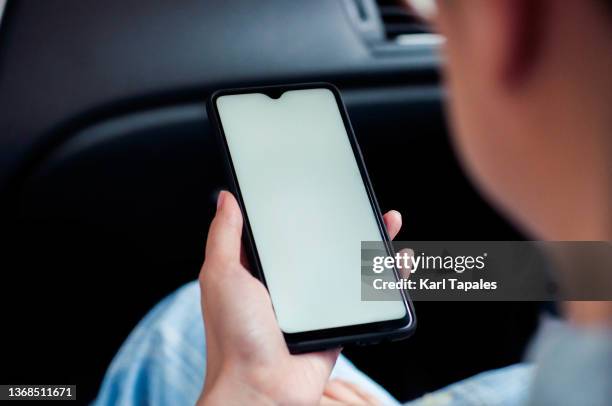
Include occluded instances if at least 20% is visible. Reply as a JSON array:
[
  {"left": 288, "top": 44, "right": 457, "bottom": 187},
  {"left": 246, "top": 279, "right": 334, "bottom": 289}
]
[{"left": 216, "top": 191, "right": 226, "bottom": 212}]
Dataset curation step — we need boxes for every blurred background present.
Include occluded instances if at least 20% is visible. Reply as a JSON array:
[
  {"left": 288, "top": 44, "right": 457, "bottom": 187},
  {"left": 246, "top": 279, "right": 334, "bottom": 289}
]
[{"left": 0, "top": 1, "right": 539, "bottom": 403}]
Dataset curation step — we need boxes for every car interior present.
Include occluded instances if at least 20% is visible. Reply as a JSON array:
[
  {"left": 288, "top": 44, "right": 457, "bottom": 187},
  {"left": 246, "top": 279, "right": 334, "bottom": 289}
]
[{"left": 0, "top": 0, "right": 540, "bottom": 403}]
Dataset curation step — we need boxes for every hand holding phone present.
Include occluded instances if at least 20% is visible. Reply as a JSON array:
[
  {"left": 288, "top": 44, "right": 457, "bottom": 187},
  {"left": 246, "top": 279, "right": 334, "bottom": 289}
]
[
  {"left": 197, "top": 190, "right": 403, "bottom": 405},
  {"left": 207, "top": 83, "right": 415, "bottom": 352}
]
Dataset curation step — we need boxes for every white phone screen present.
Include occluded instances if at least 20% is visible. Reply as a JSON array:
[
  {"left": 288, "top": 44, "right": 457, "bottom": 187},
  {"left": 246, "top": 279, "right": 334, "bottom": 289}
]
[{"left": 216, "top": 88, "right": 406, "bottom": 334}]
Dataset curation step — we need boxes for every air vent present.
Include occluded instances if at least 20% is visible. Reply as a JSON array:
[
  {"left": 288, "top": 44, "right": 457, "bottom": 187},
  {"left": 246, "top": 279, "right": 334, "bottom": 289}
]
[
  {"left": 375, "top": 0, "right": 432, "bottom": 42},
  {"left": 343, "top": 0, "right": 442, "bottom": 52}
]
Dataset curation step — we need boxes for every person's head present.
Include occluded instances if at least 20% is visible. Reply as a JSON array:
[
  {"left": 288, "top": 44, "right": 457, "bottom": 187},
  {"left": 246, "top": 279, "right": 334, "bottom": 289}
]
[{"left": 408, "top": 0, "right": 612, "bottom": 240}]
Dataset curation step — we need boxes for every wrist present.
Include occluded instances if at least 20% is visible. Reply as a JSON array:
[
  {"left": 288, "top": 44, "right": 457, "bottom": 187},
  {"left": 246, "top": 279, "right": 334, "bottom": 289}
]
[
  {"left": 198, "top": 364, "right": 278, "bottom": 406},
  {"left": 199, "top": 378, "right": 276, "bottom": 406}
]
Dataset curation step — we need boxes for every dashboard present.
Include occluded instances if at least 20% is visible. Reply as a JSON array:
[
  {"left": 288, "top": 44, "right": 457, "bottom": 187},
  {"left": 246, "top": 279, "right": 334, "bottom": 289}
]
[{"left": 0, "top": 0, "right": 439, "bottom": 190}]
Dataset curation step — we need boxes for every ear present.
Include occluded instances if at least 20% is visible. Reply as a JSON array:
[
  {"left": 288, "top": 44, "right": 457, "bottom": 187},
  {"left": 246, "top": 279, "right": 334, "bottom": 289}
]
[
  {"left": 451, "top": 0, "right": 544, "bottom": 89},
  {"left": 502, "top": 0, "right": 546, "bottom": 86}
]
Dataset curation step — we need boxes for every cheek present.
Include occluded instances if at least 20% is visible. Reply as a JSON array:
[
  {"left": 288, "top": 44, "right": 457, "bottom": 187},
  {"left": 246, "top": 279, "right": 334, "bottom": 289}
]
[
  {"left": 437, "top": 26, "right": 515, "bottom": 205},
  {"left": 439, "top": 43, "right": 490, "bottom": 174},
  {"left": 444, "top": 69, "right": 520, "bottom": 214},
  {"left": 447, "top": 88, "right": 543, "bottom": 241},
  {"left": 450, "top": 99, "right": 496, "bottom": 187},
  {"left": 443, "top": 64, "right": 491, "bottom": 178},
  {"left": 438, "top": 33, "right": 532, "bottom": 221}
]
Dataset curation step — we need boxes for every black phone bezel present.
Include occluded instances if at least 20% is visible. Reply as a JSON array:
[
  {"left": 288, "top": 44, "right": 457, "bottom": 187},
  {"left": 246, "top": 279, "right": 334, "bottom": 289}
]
[{"left": 207, "top": 82, "right": 416, "bottom": 353}]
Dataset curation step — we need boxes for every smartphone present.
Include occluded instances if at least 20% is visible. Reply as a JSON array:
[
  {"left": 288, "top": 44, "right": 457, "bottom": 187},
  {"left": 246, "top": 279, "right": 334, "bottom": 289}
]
[{"left": 208, "top": 83, "right": 415, "bottom": 352}]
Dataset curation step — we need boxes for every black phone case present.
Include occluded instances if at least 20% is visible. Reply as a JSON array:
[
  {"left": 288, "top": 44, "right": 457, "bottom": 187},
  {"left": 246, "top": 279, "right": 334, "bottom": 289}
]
[{"left": 207, "top": 82, "right": 416, "bottom": 353}]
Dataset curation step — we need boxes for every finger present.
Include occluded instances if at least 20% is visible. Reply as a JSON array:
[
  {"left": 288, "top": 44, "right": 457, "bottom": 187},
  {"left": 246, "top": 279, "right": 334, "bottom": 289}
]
[
  {"left": 240, "top": 244, "right": 251, "bottom": 269},
  {"left": 383, "top": 210, "right": 402, "bottom": 240},
  {"left": 323, "top": 380, "right": 369, "bottom": 405},
  {"left": 319, "top": 347, "right": 342, "bottom": 369},
  {"left": 319, "top": 395, "right": 346, "bottom": 406},
  {"left": 333, "top": 380, "right": 382, "bottom": 406},
  {"left": 204, "top": 191, "right": 243, "bottom": 266},
  {"left": 297, "top": 347, "right": 341, "bottom": 386},
  {"left": 397, "top": 248, "right": 415, "bottom": 280}
]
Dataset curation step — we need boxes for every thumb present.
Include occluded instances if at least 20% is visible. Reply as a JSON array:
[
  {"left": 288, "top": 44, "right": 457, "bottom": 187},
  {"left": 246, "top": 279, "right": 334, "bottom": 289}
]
[{"left": 204, "top": 191, "right": 244, "bottom": 266}]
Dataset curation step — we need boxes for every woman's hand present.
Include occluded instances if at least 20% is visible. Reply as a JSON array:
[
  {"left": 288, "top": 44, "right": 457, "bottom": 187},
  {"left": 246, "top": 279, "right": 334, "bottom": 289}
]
[
  {"left": 197, "top": 191, "right": 402, "bottom": 405},
  {"left": 320, "top": 379, "right": 382, "bottom": 405}
]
